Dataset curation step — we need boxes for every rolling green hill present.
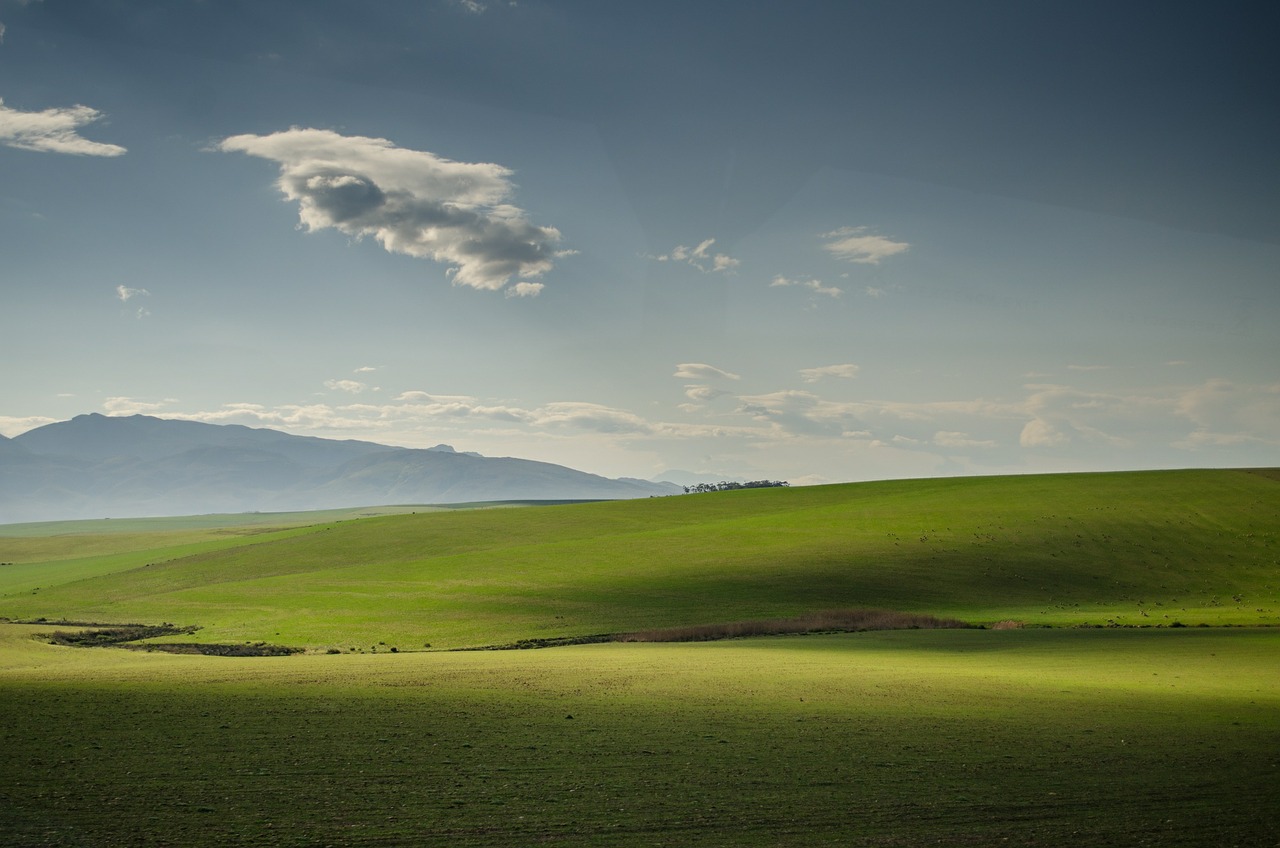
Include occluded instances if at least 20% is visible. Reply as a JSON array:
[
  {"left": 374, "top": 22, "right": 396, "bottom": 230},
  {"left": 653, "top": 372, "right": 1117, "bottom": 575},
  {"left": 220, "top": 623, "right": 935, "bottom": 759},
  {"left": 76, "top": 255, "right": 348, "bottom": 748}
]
[
  {"left": 2, "top": 469, "right": 1278, "bottom": 847},
  {"left": 2, "top": 468, "right": 1276, "bottom": 649}
]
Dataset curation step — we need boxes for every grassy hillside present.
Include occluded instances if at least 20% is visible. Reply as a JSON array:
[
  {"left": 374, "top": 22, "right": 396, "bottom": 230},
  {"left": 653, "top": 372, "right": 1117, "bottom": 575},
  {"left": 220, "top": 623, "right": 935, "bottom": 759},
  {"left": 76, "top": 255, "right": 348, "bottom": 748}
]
[
  {"left": 2, "top": 469, "right": 1276, "bottom": 649},
  {"left": 2, "top": 469, "right": 1277, "bottom": 846}
]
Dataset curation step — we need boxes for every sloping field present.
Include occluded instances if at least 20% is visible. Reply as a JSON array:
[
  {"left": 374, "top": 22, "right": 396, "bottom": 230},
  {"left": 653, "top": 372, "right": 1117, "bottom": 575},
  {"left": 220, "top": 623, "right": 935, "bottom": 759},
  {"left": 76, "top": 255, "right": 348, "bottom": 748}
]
[
  {"left": 1, "top": 469, "right": 1277, "bottom": 846},
  {"left": 2, "top": 469, "right": 1277, "bottom": 648}
]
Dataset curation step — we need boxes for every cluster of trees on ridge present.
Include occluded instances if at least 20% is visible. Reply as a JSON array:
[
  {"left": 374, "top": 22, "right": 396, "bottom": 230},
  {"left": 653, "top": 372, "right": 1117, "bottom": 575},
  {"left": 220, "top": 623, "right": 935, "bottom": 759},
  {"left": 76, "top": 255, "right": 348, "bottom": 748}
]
[{"left": 682, "top": 480, "right": 789, "bottom": 494}]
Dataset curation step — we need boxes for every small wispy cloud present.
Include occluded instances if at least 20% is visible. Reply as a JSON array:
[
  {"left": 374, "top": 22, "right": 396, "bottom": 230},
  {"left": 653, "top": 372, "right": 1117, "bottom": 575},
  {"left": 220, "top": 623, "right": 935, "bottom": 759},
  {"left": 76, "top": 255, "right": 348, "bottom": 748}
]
[
  {"left": 115, "top": 285, "right": 149, "bottom": 302},
  {"left": 103, "top": 397, "right": 179, "bottom": 415},
  {"left": 354, "top": 365, "right": 379, "bottom": 373},
  {"left": 799, "top": 364, "right": 860, "bottom": 383},
  {"left": 684, "top": 385, "right": 730, "bottom": 402},
  {"left": 770, "top": 275, "right": 842, "bottom": 298},
  {"left": 647, "top": 238, "right": 740, "bottom": 273},
  {"left": 822, "top": 227, "right": 909, "bottom": 265},
  {"left": 0, "top": 22, "right": 7, "bottom": 44},
  {"left": 218, "top": 128, "right": 564, "bottom": 295},
  {"left": 674, "top": 363, "right": 741, "bottom": 381},
  {"left": 933, "top": 431, "right": 997, "bottom": 449},
  {"left": 324, "top": 379, "right": 366, "bottom": 394},
  {"left": 115, "top": 285, "right": 151, "bottom": 318},
  {"left": 505, "top": 281, "right": 544, "bottom": 298},
  {"left": 0, "top": 98, "right": 127, "bottom": 156},
  {"left": 1067, "top": 364, "right": 1110, "bottom": 372}
]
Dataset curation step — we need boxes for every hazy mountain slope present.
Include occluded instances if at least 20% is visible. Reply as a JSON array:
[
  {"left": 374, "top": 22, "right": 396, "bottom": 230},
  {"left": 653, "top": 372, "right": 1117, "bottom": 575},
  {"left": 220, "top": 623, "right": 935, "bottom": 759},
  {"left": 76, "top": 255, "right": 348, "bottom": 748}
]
[
  {"left": 13, "top": 413, "right": 396, "bottom": 467},
  {"left": 317, "top": 449, "right": 677, "bottom": 504},
  {"left": 0, "top": 414, "right": 681, "bottom": 522}
]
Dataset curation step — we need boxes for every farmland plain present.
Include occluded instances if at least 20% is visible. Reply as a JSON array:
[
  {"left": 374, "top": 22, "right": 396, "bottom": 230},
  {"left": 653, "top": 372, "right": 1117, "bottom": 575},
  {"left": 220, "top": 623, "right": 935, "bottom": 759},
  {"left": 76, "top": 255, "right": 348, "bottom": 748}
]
[{"left": 1, "top": 469, "right": 1278, "bottom": 845}]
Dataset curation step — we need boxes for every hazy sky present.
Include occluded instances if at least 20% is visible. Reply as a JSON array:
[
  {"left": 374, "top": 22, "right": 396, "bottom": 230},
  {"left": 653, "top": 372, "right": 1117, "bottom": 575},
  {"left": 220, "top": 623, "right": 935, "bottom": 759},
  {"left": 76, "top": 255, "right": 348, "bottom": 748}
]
[{"left": 2, "top": 0, "right": 1277, "bottom": 484}]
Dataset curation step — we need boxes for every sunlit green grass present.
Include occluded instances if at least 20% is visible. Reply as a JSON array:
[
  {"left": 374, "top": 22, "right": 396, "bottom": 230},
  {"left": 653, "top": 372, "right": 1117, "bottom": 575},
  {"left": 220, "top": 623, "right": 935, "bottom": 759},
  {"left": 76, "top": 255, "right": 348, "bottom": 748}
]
[
  {"left": 2, "top": 470, "right": 1276, "bottom": 648},
  {"left": 1, "top": 469, "right": 1278, "bottom": 846}
]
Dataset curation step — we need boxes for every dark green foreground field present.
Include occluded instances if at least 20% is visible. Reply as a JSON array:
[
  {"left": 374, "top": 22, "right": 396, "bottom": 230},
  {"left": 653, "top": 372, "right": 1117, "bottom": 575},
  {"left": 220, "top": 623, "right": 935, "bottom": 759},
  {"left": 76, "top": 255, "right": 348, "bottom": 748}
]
[{"left": 1, "top": 470, "right": 1278, "bottom": 846}]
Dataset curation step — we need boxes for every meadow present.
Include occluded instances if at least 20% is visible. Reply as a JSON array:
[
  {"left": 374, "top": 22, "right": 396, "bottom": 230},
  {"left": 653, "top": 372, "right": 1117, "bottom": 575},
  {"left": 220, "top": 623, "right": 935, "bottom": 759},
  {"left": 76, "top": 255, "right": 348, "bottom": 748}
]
[{"left": 1, "top": 469, "right": 1278, "bottom": 845}]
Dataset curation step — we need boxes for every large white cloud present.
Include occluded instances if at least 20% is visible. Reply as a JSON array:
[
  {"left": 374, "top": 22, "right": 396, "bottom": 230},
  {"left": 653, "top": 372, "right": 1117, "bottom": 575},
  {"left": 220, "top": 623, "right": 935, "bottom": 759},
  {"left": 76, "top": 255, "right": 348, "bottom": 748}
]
[
  {"left": 822, "top": 227, "right": 909, "bottom": 265},
  {"left": 218, "top": 128, "right": 565, "bottom": 293},
  {"left": 0, "top": 98, "right": 127, "bottom": 156}
]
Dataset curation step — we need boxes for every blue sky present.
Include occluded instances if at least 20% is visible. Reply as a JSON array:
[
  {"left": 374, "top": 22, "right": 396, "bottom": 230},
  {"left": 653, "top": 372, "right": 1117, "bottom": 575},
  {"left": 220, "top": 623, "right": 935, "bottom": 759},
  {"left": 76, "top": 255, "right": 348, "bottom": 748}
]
[{"left": 1, "top": 0, "right": 1277, "bottom": 484}]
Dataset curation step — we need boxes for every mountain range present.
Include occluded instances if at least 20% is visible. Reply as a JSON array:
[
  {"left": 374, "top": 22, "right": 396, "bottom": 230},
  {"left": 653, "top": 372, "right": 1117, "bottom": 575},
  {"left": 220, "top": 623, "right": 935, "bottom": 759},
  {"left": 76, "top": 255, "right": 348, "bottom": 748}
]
[{"left": 0, "top": 414, "right": 682, "bottom": 523}]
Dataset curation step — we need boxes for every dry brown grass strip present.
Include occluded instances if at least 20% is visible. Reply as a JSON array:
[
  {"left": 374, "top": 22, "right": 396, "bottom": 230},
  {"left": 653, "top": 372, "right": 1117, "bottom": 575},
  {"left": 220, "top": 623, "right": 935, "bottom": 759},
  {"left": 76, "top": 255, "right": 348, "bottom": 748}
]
[{"left": 615, "top": 609, "right": 972, "bottom": 643}]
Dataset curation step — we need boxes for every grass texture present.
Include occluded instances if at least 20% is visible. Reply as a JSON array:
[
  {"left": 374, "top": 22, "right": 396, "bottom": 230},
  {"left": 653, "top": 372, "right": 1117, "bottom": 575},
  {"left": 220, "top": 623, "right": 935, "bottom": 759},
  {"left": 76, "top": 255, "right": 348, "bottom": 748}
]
[
  {"left": 0, "top": 469, "right": 1277, "bottom": 845},
  {"left": 1, "top": 623, "right": 1276, "bottom": 846},
  {"left": 2, "top": 469, "right": 1277, "bottom": 649}
]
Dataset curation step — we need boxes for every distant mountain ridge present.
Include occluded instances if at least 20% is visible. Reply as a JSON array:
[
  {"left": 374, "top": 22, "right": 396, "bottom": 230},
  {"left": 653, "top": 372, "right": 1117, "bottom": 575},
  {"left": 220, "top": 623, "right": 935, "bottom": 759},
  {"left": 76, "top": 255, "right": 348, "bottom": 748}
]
[{"left": 0, "top": 414, "right": 681, "bottom": 523}]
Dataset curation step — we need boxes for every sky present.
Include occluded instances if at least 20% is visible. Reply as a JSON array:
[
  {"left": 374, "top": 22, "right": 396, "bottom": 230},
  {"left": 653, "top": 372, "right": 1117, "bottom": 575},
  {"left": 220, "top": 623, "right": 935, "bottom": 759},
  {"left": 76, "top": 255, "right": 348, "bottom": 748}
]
[{"left": 1, "top": 0, "right": 1277, "bottom": 485}]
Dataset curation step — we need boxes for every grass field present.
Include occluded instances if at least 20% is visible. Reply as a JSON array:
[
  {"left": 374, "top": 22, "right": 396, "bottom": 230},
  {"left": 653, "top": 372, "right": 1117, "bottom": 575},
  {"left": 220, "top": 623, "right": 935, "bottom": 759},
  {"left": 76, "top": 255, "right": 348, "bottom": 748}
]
[
  {"left": 1, "top": 469, "right": 1278, "bottom": 845},
  {"left": 1, "top": 623, "right": 1276, "bottom": 846},
  {"left": 2, "top": 469, "right": 1277, "bottom": 648}
]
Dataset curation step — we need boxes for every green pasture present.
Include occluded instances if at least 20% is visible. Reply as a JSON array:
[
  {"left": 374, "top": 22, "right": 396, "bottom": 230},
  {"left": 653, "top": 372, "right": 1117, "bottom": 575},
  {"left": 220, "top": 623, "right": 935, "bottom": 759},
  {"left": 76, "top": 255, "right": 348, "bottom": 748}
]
[
  {"left": 1, "top": 622, "right": 1276, "bottom": 846},
  {"left": 1, "top": 469, "right": 1278, "bottom": 845},
  {"left": 2, "top": 469, "right": 1277, "bottom": 648}
]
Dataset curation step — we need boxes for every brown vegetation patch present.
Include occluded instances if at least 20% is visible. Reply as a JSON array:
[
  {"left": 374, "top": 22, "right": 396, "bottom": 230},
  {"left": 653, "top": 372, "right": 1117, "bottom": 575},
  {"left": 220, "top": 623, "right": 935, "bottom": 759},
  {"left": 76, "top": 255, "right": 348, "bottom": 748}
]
[
  {"left": 44, "top": 623, "right": 199, "bottom": 647},
  {"left": 137, "top": 642, "right": 301, "bottom": 657},
  {"left": 616, "top": 609, "right": 973, "bottom": 643},
  {"left": 40, "top": 623, "right": 300, "bottom": 656}
]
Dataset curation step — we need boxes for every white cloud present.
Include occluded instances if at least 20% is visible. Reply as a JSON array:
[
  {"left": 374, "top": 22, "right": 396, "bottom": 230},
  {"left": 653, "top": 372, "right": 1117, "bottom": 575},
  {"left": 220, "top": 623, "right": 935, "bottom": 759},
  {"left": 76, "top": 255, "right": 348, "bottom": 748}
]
[
  {"left": 0, "top": 98, "right": 127, "bottom": 156},
  {"left": 822, "top": 227, "right": 909, "bottom": 265},
  {"left": 684, "top": 385, "right": 729, "bottom": 402},
  {"left": 505, "top": 281, "right": 544, "bottom": 298},
  {"left": 0, "top": 415, "right": 57, "bottom": 437},
  {"left": 770, "top": 274, "right": 842, "bottom": 298},
  {"left": 103, "top": 397, "right": 179, "bottom": 415},
  {"left": 533, "top": 402, "right": 654, "bottom": 434},
  {"left": 1174, "top": 378, "right": 1280, "bottom": 448},
  {"left": 799, "top": 364, "right": 859, "bottom": 383},
  {"left": 324, "top": 379, "right": 366, "bottom": 394},
  {"left": 115, "top": 285, "right": 149, "bottom": 302},
  {"left": 354, "top": 365, "right": 379, "bottom": 373},
  {"left": 1066, "top": 364, "right": 1110, "bottom": 371},
  {"left": 0, "top": 22, "right": 6, "bottom": 44},
  {"left": 1019, "top": 418, "right": 1068, "bottom": 448},
  {"left": 394, "top": 391, "right": 478, "bottom": 404},
  {"left": 673, "top": 363, "right": 741, "bottom": 381},
  {"left": 864, "top": 286, "right": 885, "bottom": 298},
  {"left": 934, "top": 431, "right": 997, "bottom": 449},
  {"left": 647, "top": 237, "right": 740, "bottom": 273},
  {"left": 218, "top": 128, "right": 564, "bottom": 293}
]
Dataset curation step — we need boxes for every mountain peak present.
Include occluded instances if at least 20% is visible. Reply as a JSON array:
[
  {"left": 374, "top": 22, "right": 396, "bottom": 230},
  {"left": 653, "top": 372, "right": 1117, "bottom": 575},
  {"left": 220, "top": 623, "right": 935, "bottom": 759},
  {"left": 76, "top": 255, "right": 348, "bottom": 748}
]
[{"left": 1, "top": 413, "right": 682, "bottom": 522}]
